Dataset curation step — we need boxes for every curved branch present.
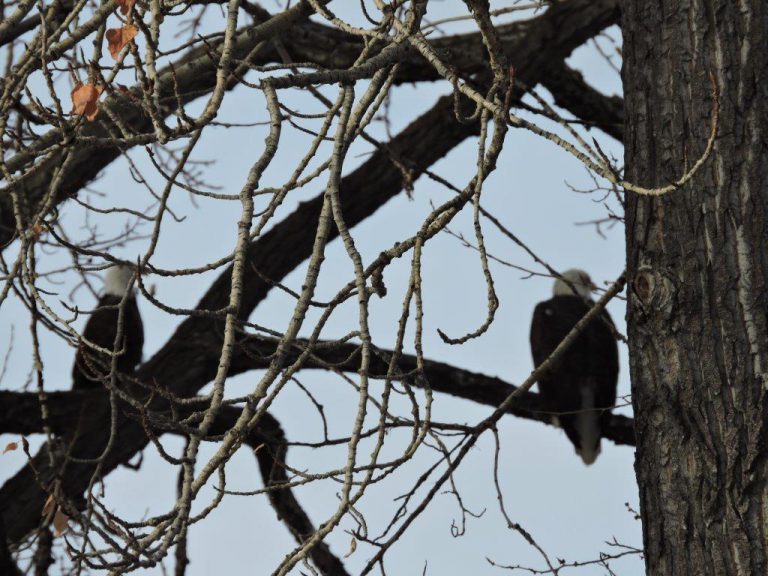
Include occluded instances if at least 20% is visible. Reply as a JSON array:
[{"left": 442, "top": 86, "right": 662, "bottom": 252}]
[
  {"left": 180, "top": 407, "right": 351, "bottom": 576},
  {"left": 229, "top": 336, "right": 636, "bottom": 446},
  {"left": 0, "top": 393, "right": 349, "bottom": 575},
  {"left": 0, "top": 0, "right": 622, "bottom": 545},
  {"left": 0, "top": 0, "right": 620, "bottom": 249}
]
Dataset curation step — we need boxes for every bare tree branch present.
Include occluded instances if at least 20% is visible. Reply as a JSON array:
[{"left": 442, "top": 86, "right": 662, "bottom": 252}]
[
  {"left": 0, "top": 394, "right": 350, "bottom": 575},
  {"left": 177, "top": 406, "right": 352, "bottom": 576},
  {"left": 0, "top": 0, "right": 620, "bottom": 249},
  {"left": 540, "top": 61, "right": 624, "bottom": 142},
  {"left": 0, "top": 345, "right": 635, "bottom": 443},
  {"left": 0, "top": 0, "right": 623, "bottom": 548}
]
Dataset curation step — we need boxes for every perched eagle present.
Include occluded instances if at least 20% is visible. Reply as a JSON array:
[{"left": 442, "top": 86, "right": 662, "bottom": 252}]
[
  {"left": 72, "top": 265, "right": 144, "bottom": 390},
  {"left": 529, "top": 269, "right": 618, "bottom": 465}
]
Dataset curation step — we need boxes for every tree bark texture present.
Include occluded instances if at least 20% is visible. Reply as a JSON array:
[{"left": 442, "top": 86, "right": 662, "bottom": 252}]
[{"left": 623, "top": 1, "right": 768, "bottom": 574}]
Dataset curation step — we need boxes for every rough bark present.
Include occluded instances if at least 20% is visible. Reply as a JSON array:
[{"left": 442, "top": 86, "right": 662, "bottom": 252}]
[
  {"left": 179, "top": 407, "right": 351, "bottom": 576},
  {"left": 623, "top": 1, "right": 768, "bottom": 574}
]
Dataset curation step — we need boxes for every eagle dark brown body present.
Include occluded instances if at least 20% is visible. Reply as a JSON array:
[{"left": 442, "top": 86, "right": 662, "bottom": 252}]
[
  {"left": 529, "top": 270, "right": 618, "bottom": 464},
  {"left": 72, "top": 267, "right": 144, "bottom": 390}
]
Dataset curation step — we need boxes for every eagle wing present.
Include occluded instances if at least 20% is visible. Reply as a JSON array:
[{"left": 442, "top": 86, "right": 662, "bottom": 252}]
[
  {"left": 530, "top": 296, "right": 618, "bottom": 423},
  {"left": 72, "top": 295, "right": 144, "bottom": 389}
]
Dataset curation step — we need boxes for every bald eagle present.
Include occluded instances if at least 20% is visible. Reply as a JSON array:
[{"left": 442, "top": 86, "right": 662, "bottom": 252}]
[
  {"left": 529, "top": 269, "right": 618, "bottom": 465},
  {"left": 72, "top": 265, "right": 144, "bottom": 390}
]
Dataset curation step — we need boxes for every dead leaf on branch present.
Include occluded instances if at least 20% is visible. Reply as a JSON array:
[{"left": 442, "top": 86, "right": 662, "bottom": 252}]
[
  {"left": 42, "top": 494, "right": 56, "bottom": 517},
  {"left": 116, "top": 0, "right": 135, "bottom": 15},
  {"left": 106, "top": 25, "right": 138, "bottom": 60},
  {"left": 41, "top": 494, "right": 70, "bottom": 536},
  {"left": 29, "top": 222, "right": 44, "bottom": 238},
  {"left": 71, "top": 83, "right": 104, "bottom": 121},
  {"left": 53, "top": 508, "right": 70, "bottom": 536},
  {"left": 343, "top": 536, "right": 357, "bottom": 558}
]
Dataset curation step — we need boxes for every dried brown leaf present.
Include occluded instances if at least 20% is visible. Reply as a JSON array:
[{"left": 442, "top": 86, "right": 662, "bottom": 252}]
[
  {"left": 106, "top": 25, "right": 138, "bottom": 60},
  {"left": 3, "top": 442, "right": 18, "bottom": 454},
  {"left": 53, "top": 508, "right": 70, "bottom": 536},
  {"left": 42, "top": 494, "right": 56, "bottom": 517},
  {"left": 71, "top": 83, "right": 103, "bottom": 121},
  {"left": 116, "top": 0, "right": 135, "bottom": 15},
  {"left": 343, "top": 536, "right": 357, "bottom": 558}
]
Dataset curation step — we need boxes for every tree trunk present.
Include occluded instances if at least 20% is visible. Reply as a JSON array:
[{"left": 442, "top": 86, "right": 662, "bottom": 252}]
[{"left": 623, "top": 1, "right": 768, "bottom": 574}]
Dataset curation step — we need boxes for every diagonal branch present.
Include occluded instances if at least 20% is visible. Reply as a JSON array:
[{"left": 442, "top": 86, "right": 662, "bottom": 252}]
[
  {"left": 540, "top": 61, "right": 624, "bottom": 142},
  {"left": 177, "top": 406, "right": 351, "bottom": 576},
  {"left": 0, "top": 0, "right": 621, "bottom": 544},
  {"left": 0, "top": 1, "right": 317, "bottom": 244},
  {"left": 0, "top": 0, "right": 620, "bottom": 249},
  {"left": 0, "top": 394, "right": 349, "bottom": 575}
]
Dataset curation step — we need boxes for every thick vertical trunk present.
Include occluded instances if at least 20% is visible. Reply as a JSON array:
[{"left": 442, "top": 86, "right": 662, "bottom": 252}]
[{"left": 623, "top": 1, "right": 768, "bottom": 574}]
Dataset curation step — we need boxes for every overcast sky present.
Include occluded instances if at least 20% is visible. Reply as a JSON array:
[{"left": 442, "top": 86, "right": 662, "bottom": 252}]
[{"left": 0, "top": 2, "right": 642, "bottom": 574}]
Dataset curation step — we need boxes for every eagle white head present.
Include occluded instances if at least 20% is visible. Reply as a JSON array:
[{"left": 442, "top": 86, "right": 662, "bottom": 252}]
[
  {"left": 104, "top": 264, "right": 135, "bottom": 297},
  {"left": 552, "top": 269, "right": 595, "bottom": 300}
]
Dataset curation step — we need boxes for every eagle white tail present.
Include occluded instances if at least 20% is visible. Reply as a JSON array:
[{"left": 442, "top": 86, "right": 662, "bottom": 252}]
[{"left": 575, "top": 385, "right": 601, "bottom": 465}]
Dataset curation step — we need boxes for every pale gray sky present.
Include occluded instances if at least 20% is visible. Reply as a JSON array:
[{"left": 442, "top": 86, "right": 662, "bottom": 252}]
[{"left": 0, "top": 2, "right": 640, "bottom": 574}]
